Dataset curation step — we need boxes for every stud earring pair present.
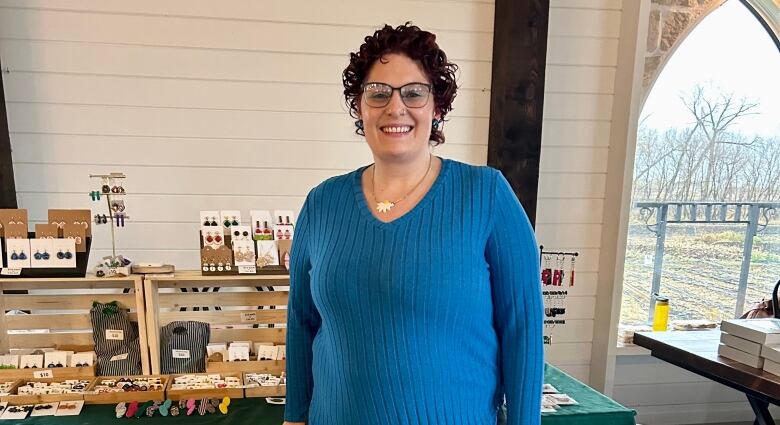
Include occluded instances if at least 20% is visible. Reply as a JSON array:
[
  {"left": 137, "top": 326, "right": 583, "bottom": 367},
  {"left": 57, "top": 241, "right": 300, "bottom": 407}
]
[{"left": 56, "top": 250, "right": 73, "bottom": 260}]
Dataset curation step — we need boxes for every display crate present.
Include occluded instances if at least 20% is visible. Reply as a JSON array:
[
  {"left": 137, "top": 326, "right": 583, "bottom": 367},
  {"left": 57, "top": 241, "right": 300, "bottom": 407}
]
[
  {"left": 84, "top": 374, "right": 168, "bottom": 404},
  {"left": 0, "top": 276, "right": 151, "bottom": 377},
  {"left": 144, "top": 271, "right": 288, "bottom": 376}
]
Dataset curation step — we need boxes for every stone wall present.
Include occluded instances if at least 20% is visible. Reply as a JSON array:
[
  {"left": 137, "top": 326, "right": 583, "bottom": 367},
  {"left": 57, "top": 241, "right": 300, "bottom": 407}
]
[{"left": 644, "top": 0, "right": 726, "bottom": 92}]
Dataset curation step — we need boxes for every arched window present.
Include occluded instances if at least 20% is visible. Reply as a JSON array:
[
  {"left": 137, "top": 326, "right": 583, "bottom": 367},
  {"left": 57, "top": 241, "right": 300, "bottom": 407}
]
[{"left": 619, "top": 0, "right": 780, "bottom": 328}]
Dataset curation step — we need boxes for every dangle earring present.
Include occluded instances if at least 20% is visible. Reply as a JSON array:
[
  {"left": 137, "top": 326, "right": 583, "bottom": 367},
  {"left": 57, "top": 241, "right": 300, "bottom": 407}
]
[
  {"left": 355, "top": 119, "right": 364, "bottom": 132},
  {"left": 541, "top": 255, "right": 552, "bottom": 286},
  {"left": 569, "top": 255, "right": 576, "bottom": 287},
  {"left": 432, "top": 119, "right": 441, "bottom": 131}
]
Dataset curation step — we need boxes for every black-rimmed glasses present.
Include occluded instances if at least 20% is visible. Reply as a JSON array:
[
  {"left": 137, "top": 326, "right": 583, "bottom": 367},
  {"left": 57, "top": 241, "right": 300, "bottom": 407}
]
[{"left": 361, "top": 82, "right": 432, "bottom": 108}]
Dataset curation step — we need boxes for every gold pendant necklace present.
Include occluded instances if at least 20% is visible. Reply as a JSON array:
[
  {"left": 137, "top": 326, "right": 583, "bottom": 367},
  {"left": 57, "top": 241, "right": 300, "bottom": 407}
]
[{"left": 371, "top": 155, "right": 433, "bottom": 214}]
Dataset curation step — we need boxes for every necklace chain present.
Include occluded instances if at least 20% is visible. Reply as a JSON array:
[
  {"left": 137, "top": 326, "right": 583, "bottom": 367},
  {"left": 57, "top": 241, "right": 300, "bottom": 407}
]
[{"left": 370, "top": 155, "right": 433, "bottom": 213}]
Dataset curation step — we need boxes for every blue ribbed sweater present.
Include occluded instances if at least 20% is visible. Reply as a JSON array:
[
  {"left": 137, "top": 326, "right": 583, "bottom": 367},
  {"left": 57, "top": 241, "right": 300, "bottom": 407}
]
[{"left": 285, "top": 158, "right": 543, "bottom": 424}]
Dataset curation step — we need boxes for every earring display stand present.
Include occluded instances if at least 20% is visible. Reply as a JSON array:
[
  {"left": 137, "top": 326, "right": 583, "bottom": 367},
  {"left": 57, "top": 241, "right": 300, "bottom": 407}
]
[
  {"left": 0, "top": 232, "right": 92, "bottom": 278},
  {"left": 539, "top": 245, "right": 579, "bottom": 346},
  {"left": 89, "top": 172, "right": 131, "bottom": 277}
]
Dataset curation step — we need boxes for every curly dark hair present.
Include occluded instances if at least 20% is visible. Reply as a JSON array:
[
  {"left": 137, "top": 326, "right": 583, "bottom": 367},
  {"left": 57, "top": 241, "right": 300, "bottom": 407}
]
[{"left": 342, "top": 22, "right": 458, "bottom": 146}]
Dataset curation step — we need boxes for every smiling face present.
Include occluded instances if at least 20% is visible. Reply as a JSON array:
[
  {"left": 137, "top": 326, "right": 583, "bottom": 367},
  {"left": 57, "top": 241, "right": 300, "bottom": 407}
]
[{"left": 359, "top": 53, "right": 439, "bottom": 163}]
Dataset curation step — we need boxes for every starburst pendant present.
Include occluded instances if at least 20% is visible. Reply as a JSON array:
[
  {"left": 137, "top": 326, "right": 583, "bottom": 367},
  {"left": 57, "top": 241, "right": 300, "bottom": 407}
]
[{"left": 376, "top": 201, "right": 395, "bottom": 213}]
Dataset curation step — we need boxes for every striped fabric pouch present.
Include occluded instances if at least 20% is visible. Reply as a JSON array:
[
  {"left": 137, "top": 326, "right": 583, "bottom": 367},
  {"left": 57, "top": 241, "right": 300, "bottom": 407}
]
[
  {"left": 89, "top": 301, "right": 143, "bottom": 376},
  {"left": 159, "top": 321, "right": 210, "bottom": 374}
]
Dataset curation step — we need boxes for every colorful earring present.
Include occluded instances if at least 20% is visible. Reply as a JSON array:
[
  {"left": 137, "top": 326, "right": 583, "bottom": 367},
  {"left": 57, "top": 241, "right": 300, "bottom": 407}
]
[
  {"left": 432, "top": 119, "right": 441, "bottom": 130},
  {"left": 42, "top": 251, "right": 50, "bottom": 260},
  {"left": 231, "top": 217, "right": 239, "bottom": 226},
  {"left": 18, "top": 251, "right": 26, "bottom": 260},
  {"left": 34, "top": 251, "right": 42, "bottom": 260},
  {"left": 355, "top": 119, "right": 364, "bottom": 131},
  {"left": 10, "top": 251, "right": 18, "bottom": 261}
]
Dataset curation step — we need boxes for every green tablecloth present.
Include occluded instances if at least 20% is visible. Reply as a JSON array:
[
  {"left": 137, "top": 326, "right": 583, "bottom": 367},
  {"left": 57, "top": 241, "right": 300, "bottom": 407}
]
[
  {"left": 2, "top": 364, "right": 634, "bottom": 424},
  {"left": 542, "top": 364, "right": 636, "bottom": 425},
  {"left": 1, "top": 399, "right": 284, "bottom": 424}
]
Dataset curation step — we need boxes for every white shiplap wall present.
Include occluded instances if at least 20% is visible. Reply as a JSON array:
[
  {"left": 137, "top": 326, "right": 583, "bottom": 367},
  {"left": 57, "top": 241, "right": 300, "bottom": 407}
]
[
  {"left": 0, "top": 0, "right": 491, "bottom": 267},
  {"left": 0, "top": 0, "right": 623, "bottom": 385},
  {"left": 538, "top": 0, "right": 622, "bottom": 384}
]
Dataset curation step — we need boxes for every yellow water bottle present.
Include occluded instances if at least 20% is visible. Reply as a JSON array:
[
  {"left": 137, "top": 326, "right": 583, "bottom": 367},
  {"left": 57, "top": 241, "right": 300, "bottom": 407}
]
[{"left": 653, "top": 294, "right": 669, "bottom": 331}]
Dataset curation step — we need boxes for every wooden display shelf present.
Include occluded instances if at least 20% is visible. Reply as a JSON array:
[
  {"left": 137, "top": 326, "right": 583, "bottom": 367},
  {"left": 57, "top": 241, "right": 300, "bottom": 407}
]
[
  {"left": 84, "top": 375, "right": 169, "bottom": 404},
  {"left": 0, "top": 276, "right": 151, "bottom": 375},
  {"left": 165, "top": 373, "right": 244, "bottom": 400},
  {"left": 206, "top": 359, "right": 285, "bottom": 375},
  {"left": 144, "top": 271, "right": 289, "bottom": 375},
  {"left": 0, "top": 366, "right": 95, "bottom": 381},
  {"left": 1, "top": 377, "right": 94, "bottom": 404}
]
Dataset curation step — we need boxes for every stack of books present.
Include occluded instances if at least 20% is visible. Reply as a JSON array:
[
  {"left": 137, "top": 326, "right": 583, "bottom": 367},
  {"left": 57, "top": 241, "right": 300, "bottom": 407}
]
[{"left": 720, "top": 318, "right": 780, "bottom": 375}]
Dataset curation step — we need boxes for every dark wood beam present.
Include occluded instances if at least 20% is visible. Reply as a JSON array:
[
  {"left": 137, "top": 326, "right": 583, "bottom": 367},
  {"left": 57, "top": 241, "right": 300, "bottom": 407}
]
[
  {"left": 0, "top": 58, "right": 17, "bottom": 208},
  {"left": 487, "top": 0, "right": 549, "bottom": 227}
]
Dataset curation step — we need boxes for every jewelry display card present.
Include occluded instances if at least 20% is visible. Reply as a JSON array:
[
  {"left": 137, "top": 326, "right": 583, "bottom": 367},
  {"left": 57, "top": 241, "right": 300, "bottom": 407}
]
[
  {"left": 0, "top": 355, "right": 18, "bottom": 368},
  {"left": 232, "top": 240, "right": 255, "bottom": 266},
  {"left": 200, "top": 210, "right": 220, "bottom": 228},
  {"left": 34, "top": 224, "right": 59, "bottom": 239},
  {"left": 51, "top": 239, "right": 77, "bottom": 268},
  {"left": 220, "top": 210, "right": 242, "bottom": 229},
  {"left": 29, "top": 239, "right": 55, "bottom": 269},
  {"left": 272, "top": 210, "right": 295, "bottom": 240},
  {"left": 54, "top": 400, "right": 83, "bottom": 416},
  {"left": 228, "top": 345, "right": 250, "bottom": 362},
  {"left": 5, "top": 238, "right": 31, "bottom": 269},
  {"left": 230, "top": 225, "right": 252, "bottom": 243},
  {"left": 250, "top": 210, "right": 274, "bottom": 241},
  {"left": 48, "top": 209, "right": 92, "bottom": 237},
  {"left": 255, "top": 241, "right": 279, "bottom": 268},
  {"left": 201, "top": 227, "right": 225, "bottom": 249},
  {"left": 43, "top": 351, "right": 68, "bottom": 368},
  {"left": 0, "top": 404, "right": 32, "bottom": 420},
  {"left": 3, "top": 222, "right": 27, "bottom": 239},
  {"left": 0, "top": 209, "right": 29, "bottom": 237},
  {"left": 30, "top": 402, "right": 58, "bottom": 417},
  {"left": 19, "top": 354, "right": 44, "bottom": 369},
  {"left": 70, "top": 352, "right": 94, "bottom": 367},
  {"left": 62, "top": 223, "right": 87, "bottom": 253}
]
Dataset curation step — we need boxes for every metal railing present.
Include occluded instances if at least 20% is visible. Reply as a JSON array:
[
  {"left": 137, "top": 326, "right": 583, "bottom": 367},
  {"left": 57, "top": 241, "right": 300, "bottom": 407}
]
[{"left": 636, "top": 201, "right": 778, "bottom": 320}]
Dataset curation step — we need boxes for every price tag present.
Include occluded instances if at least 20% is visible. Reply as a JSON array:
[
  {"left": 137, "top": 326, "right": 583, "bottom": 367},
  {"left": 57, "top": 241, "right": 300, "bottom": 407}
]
[
  {"left": 110, "top": 353, "right": 128, "bottom": 362},
  {"left": 0, "top": 268, "right": 22, "bottom": 276},
  {"left": 106, "top": 329, "right": 124, "bottom": 340},
  {"left": 238, "top": 265, "right": 257, "bottom": 274},
  {"left": 172, "top": 349, "right": 190, "bottom": 359},
  {"left": 240, "top": 312, "right": 257, "bottom": 322},
  {"left": 33, "top": 370, "right": 53, "bottom": 379}
]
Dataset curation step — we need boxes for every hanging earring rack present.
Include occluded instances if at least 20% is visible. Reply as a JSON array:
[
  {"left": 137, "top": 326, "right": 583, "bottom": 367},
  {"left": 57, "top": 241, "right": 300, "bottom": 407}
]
[
  {"left": 538, "top": 246, "right": 579, "bottom": 345},
  {"left": 89, "top": 172, "right": 131, "bottom": 272}
]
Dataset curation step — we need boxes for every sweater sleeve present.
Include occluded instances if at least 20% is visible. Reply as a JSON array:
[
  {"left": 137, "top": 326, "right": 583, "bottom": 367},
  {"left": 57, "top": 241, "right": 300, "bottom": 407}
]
[
  {"left": 284, "top": 194, "right": 322, "bottom": 422},
  {"left": 485, "top": 169, "right": 544, "bottom": 425}
]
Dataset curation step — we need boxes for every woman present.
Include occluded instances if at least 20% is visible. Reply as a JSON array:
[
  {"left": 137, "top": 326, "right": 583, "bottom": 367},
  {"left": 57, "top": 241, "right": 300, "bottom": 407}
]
[{"left": 284, "top": 23, "right": 543, "bottom": 425}]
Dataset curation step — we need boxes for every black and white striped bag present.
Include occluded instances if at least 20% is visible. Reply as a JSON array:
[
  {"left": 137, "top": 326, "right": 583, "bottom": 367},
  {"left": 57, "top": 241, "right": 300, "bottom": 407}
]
[
  {"left": 89, "top": 301, "right": 143, "bottom": 376},
  {"left": 159, "top": 321, "right": 210, "bottom": 374}
]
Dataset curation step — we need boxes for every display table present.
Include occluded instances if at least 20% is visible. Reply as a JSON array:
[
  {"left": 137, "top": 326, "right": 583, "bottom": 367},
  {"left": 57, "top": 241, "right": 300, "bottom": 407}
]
[
  {"left": 635, "top": 330, "right": 780, "bottom": 425},
  {"left": 542, "top": 364, "right": 636, "bottom": 425},
  {"left": 0, "top": 364, "right": 635, "bottom": 424}
]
